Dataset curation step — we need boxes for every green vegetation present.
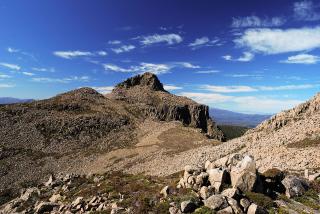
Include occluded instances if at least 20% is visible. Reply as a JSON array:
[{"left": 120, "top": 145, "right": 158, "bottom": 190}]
[
  {"left": 193, "top": 206, "right": 216, "bottom": 214},
  {"left": 294, "top": 189, "right": 320, "bottom": 210},
  {"left": 217, "top": 125, "right": 249, "bottom": 140},
  {"left": 245, "top": 191, "right": 274, "bottom": 209}
]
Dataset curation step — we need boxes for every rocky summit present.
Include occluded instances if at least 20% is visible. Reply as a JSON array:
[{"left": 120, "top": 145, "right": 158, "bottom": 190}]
[{"left": 0, "top": 73, "right": 320, "bottom": 214}]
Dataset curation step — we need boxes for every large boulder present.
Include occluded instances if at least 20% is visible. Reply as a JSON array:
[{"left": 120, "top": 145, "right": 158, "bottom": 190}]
[
  {"left": 208, "top": 168, "right": 229, "bottom": 192},
  {"left": 230, "top": 155, "right": 257, "bottom": 192},
  {"left": 204, "top": 194, "right": 228, "bottom": 210},
  {"left": 281, "top": 175, "right": 309, "bottom": 198}
]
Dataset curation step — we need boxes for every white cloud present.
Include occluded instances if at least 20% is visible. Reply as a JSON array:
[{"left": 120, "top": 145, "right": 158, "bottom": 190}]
[
  {"left": 281, "top": 53, "right": 320, "bottom": 64},
  {"left": 7, "top": 47, "right": 19, "bottom": 53},
  {"left": 222, "top": 55, "right": 232, "bottom": 61},
  {"left": 0, "top": 84, "right": 15, "bottom": 88},
  {"left": 0, "top": 62, "right": 21, "bottom": 70},
  {"left": 176, "top": 62, "right": 200, "bottom": 69},
  {"left": 134, "top": 63, "right": 170, "bottom": 75},
  {"left": 222, "top": 52, "right": 254, "bottom": 62},
  {"left": 163, "top": 84, "right": 183, "bottom": 91},
  {"left": 179, "top": 92, "right": 303, "bottom": 113},
  {"left": 200, "top": 84, "right": 317, "bottom": 93},
  {"left": 258, "top": 84, "right": 315, "bottom": 91},
  {"left": 111, "top": 45, "right": 135, "bottom": 54},
  {"left": 188, "top": 37, "right": 221, "bottom": 49},
  {"left": 32, "top": 76, "right": 90, "bottom": 83},
  {"left": 32, "top": 67, "right": 55, "bottom": 72},
  {"left": 237, "top": 52, "right": 255, "bottom": 62},
  {"left": 103, "top": 62, "right": 171, "bottom": 75},
  {"left": 22, "top": 72, "right": 35, "bottom": 76},
  {"left": 228, "top": 74, "right": 263, "bottom": 78},
  {"left": 231, "top": 16, "right": 286, "bottom": 28},
  {"left": 53, "top": 51, "right": 93, "bottom": 59},
  {"left": 103, "top": 64, "right": 131, "bottom": 73},
  {"left": 97, "top": 51, "right": 107, "bottom": 56},
  {"left": 0, "top": 74, "right": 11, "bottom": 78},
  {"left": 92, "top": 86, "right": 114, "bottom": 94},
  {"left": 235, "top": 27, "right": 320, "bottom": 54},
  {"left": 196, "top": 70, "right": 220, "bottom": 74},
  {"left": 294, "top": 0, "right": 320, "bottom": 21},
  {"left": 108, "top": 40, "right": 122, "bottom": 45},
  {"left": 140, "top": 33, "right": 183, "bottom": 46},
  {"left": 201, "top": 85, "right": 257, "bottom": 93}
]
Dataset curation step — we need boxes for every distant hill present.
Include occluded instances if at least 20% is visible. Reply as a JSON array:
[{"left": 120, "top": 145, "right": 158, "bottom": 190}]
[
  {"left": 0, "top": 97, "right": 33, "bottom": 104},
  {"left": 210, "top": 108, "right": 271, "bottom": 128}
]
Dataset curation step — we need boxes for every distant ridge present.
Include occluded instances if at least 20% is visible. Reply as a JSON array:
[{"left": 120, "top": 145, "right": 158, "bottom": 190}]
[
  {"left": 0, "top": 97, "right": 34, "bottom": 104},
  {"left": 210, "top": 108, "right": 271, "bottom": 128}
]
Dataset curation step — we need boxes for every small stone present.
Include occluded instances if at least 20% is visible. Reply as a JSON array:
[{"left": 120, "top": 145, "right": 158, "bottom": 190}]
[
  {"left": 71, "top": 197, "right": 84, "bottom": 207},
  {"left": 282, "top": 175, "right": 309, "bottom": 198},
  {"left": 160, "top": 185, "right": 170, "bottom": 198},
  {"left": 247, "top": 203, "right": 267, "bottom": 214},
  {"left": 221, "top": 188, "right": 239, "bottom": 199},
  {"left": 217, "top": 206, "right": 234, "bottom": 214},
  {"left": 240, "top": 198, "right": 250, "bottom": 212}
]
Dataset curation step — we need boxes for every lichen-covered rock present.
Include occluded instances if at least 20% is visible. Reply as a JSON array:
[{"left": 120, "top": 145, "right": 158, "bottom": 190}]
[
  {"left": 281, "top": 175, "right": 309, "bottom": 198},
  {"left": 204, "top": 194, "right": 228, "bottom": 210}
]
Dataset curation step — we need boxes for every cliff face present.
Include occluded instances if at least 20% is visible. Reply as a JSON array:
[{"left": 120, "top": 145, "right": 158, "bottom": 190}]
[{"left": 110, "top": 72, "right": 224, "bottom": 141}]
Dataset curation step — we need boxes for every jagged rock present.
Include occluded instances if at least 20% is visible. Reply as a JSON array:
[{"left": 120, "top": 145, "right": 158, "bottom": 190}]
[
  {"left": 247, "top": 203, "right": 267, "bottom": 214},
  {"left": 20, "top": 187, "right": 40, "bottom": 201},
  {"left": 214, "top": 156, "right": 229, "bottom": 168},
  {"left": 205, "top": 160, "right": 216, "bottom": 171},
  {"left": 199, "top": 186, "right": 214, "bottom": 200},
  {"left": 282, "top": 175, "right": 309, "bottom": 198},
  {"left": 180, "top": 200, "right": 197, "bottom": 213},
  {"left": 217, "top": 206, "right": 234, "bottom": 214},
  {"left": 35, "top": 201, "right": 59, "bottom": 214},
  {"left": 208, "top": 168, "right": 229, "bottom": 192},
  {"left": 71, "top": 196, "right": 84, "bottom": 207},
  {"left": 230, "top": 155, "right": 257, "bottom": 192},
  {"left": 160, "top": 185, "right": 171, "bottom": 198},
  {"left": 240, "top": 198, "right": 250, "bottom": 212},
  {"left": 169, "top": 206, "right": 181, "bottom": 214},
  {"left": 221, "top": 188, "right": 239, "bottom": 199},
  {"left": 49, "top": 193, "right": 65, "bottom": 203},
  {"left": 308, "top": 172, "right": 320, "bottom": 181},
  {"left": 204, "top": 194, "right": 228, "bottom": 210},
  {"left": 226, "top": 197, "right": 244, "bottom": 214}
]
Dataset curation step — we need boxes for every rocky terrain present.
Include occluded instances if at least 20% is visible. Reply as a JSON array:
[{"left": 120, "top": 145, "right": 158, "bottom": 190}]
[
  {"left": 0, "top": 72, "right": 320, "bottom": 213},
  {"left": 0, "top": 72, "right": 223, "bottom": 207}
]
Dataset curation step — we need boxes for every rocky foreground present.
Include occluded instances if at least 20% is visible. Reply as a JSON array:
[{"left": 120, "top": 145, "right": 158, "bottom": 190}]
[{"left": 1, "top": 154, "right": 319, "bottom": 213}]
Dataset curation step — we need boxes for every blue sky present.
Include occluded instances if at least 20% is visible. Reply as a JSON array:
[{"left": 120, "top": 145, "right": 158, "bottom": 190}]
[{"left": 1, "top": 0, "right": 320, "bottom": 114}]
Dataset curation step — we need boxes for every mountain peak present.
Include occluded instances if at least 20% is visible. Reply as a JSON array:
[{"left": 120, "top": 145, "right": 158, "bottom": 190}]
[{"left": 114, "top": 72, "right": 165, "bottom": 91}]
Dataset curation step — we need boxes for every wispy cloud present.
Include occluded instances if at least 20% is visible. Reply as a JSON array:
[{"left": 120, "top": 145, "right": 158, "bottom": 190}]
[
  {"left": 235, "top": 27, "right": 320, "bottom": 54},
  {"left": 108, "top": 40, "right": 122, "bottom": 45},
  {"left": 0, "top": 74, "right": 11, "bottom": 79},
  {"left": 179, "top": 92, "right": 303, "bottom": 113},
  {"left": 188, "top": 37, "right": 221, "bottom": 49},
  {"left": 0, "top": 83, "right": 15, "bottom": 88},
  {"left": 140, "top": 33, "right": 183, "bottom": 46},
  {"left": 163, "top": 84, "right": 183, "bottom": 91},
  {"left": 32, "top": 76, "right": 90, "bottom": 83},
  {"left": 0, "top": 62, "right": 21, "bottom": 70},
  {"left": 7, "top": 47, "right": 19, "bottom": 53},
  {"left": 231, "top": 16, "right": 286, "bottom": 28},
  {"left": 103, "top": 62, "right": 171, "bottom": 75},
  {"left": 201, "top": 85, "right": 257, "bottom": 93},
  {"left": 91, "top": 86, "right": 114, "bottom": 94},
  {"left": 280, "top": 53, "right": 320, "bottom": 64},
  {"left": 97, "top": 51, "right": 107, "bottom": 56},
  {"left": 176, "top": 62, "right": 200, "bottom": 69},
  {"left": 53, "top": 51, "right": 93, "bottom": 59},
  {"left": 111, "top": 45, "right": 135, "bottom": 54},
  {"left": 200, "top": 84, "right": 317, "bottom": 93},
  {"left": 32, "top": 67, "right": 55, "bottom": 72},
  {"left": 195, "top": 70, "right": 220, "bottom": 74},
  {"left": 293, "top": 0, "right": 320, "bottom": 21},
  {"left": 222, "top": 52, "right": 254, "bottom": 62},
  {"left": 227, "top": 74, "right": 263, "bottom": 78},
  {"left": 22, "top": 72, "right": 35, "bottom": 76}
]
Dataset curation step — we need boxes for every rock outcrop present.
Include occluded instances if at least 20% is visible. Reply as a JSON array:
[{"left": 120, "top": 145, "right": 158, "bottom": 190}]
[{"left": 110, "top": 72, "right": 224, "bottom": 140}]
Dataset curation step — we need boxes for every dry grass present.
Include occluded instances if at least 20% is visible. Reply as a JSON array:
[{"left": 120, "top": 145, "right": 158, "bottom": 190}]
[{"left": 287, "top": 137, "right": 320, "bottom": 148}]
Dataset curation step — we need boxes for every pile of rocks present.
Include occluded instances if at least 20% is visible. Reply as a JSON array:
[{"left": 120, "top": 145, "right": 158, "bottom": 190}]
[
  {"left": 166, "top": 153, "right": 314, "bottom": 214},
  {"left": 0, "top": 173, "right": 125, "bottom": 214}
]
